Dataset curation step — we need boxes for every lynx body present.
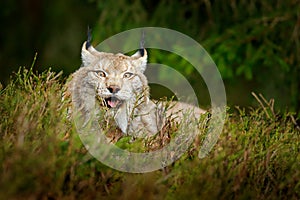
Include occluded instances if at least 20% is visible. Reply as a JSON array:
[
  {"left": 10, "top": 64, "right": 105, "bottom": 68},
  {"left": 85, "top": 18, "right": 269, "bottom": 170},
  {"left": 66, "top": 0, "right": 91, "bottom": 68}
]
[{"left": 66, "top": 41, "right": 205, "bottom": 137}]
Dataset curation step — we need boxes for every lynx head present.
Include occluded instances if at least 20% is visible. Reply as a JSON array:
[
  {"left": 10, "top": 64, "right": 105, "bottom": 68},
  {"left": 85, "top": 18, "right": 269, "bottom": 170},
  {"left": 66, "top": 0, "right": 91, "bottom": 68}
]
[{"left": 80, "top": 42, "right": 149, "bottom": 110}]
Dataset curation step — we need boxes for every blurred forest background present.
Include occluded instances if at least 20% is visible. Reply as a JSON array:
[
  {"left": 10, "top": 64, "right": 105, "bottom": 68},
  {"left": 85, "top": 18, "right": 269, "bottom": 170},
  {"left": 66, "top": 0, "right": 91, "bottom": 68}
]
[{"left": 0, "top": 0, "right": 299, "bottom": 113}]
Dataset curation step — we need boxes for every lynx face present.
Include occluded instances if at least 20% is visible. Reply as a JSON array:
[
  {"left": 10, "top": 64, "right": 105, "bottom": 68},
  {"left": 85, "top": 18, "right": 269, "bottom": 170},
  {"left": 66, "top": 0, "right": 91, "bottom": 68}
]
[{"left": 81, "top": 42, "right": 149, "bottom": 110}]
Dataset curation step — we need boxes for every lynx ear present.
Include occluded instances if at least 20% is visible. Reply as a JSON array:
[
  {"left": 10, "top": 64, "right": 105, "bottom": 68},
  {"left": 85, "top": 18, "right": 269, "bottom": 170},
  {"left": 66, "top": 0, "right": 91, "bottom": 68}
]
[
  {"left": 81, "top": 42, "right": 99, "bottom": 66},
  {"left": 131, "top": 49, "right": 148, "bottom": 73}
]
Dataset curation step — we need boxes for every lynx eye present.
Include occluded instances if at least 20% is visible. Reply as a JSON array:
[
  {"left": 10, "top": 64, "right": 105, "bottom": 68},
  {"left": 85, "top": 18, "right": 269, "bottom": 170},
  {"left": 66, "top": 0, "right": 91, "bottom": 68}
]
[
  {"left": 96, "top": 71, "right": 106, "bottom": 78},
  {"left": 123, "top": 72, "right": 134, "bottom": 78}
]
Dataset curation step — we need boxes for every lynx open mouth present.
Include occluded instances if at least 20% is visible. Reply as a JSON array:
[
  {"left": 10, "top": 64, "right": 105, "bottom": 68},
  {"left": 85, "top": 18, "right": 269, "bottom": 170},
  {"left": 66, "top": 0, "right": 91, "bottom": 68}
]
[{"left": 105, "top": 97, "right": 123, "bottom": 108}]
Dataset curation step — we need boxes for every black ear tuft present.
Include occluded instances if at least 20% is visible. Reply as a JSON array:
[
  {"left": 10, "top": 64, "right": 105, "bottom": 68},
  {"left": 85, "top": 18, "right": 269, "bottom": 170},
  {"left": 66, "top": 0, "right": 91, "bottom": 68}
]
[
  {"left": 86, "top": 26, "right": 92, "bottom": 49},
  {"left": 139, "top": 30, "right": 145, "bottom": 56},
  {"left": 138, "top": 48, "right": 144, "bottom": 57}
]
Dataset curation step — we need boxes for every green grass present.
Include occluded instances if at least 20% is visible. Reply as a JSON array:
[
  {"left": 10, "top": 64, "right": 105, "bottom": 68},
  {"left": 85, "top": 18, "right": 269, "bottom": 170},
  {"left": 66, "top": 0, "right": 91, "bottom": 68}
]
[{"left": 0, "top": 67, "right": 299, "bottom": 199}]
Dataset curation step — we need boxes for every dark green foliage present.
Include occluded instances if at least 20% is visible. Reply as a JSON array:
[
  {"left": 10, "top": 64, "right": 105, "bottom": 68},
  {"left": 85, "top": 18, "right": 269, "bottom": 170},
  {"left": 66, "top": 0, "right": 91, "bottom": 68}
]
[
  {"left": 1, "top": 0, "right": 299, "bottom": 111},
  {"left": 0, "top": 67, "right": 299, "bottom": 199}
]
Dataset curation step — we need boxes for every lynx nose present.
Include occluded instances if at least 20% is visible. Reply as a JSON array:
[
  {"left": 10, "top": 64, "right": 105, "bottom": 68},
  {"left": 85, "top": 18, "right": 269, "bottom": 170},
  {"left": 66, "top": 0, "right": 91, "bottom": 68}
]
[{"left": 107, "top": 85, "right": 120, "bottom": 94}]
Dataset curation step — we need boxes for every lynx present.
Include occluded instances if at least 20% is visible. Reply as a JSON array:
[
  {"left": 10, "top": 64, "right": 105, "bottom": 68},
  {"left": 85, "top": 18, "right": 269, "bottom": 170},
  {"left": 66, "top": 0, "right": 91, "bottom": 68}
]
[{"left": 66, "top": 40, "right": 205, "bottom": 138}]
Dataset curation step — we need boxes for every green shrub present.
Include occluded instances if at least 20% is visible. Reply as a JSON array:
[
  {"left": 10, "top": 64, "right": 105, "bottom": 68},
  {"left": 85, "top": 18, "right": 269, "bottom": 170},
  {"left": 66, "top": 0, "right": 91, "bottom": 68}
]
[{"left": 0, "top": 68, "right": 299, "bottom": 199}]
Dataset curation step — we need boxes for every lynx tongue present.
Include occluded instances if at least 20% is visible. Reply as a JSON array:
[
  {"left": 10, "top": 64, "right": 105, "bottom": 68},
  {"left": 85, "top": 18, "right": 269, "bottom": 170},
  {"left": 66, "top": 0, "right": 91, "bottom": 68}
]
[{"left": 107, "top": 97, "right": 120, "bottom": 108}]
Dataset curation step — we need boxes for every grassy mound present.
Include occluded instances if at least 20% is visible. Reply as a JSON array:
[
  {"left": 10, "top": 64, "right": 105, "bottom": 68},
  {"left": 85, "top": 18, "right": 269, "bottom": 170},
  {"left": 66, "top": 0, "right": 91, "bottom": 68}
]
[{"left": 0, "top": 68, "right": 299, "bottom": 199}]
